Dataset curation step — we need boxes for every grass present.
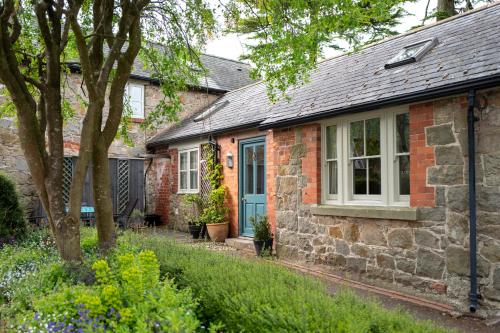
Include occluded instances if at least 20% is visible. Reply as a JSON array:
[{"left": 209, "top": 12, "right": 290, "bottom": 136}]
[{"left": 0, "top": 228, "right": 451, "bottom": 332}]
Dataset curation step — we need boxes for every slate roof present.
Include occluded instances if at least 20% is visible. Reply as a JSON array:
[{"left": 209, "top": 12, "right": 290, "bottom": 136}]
[
  {"left": 130, "top": 52, "right": 255, "bottom": 92},
  {"left": 147, "top": 2, "right": 500, "bottom": 147}
]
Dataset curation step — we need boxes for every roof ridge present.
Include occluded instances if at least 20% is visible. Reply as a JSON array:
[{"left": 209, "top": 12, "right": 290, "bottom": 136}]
[
  {"left": 201, "top": 53, "right": 252, "bottom": 66},
  {"left": 318, "top": 0, "right": 500, "bottom": 65}
]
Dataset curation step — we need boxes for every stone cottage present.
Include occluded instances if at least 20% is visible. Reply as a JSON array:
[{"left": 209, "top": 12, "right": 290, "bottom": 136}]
[
  {"left": 0, "top": 53, "right": 254, "bottom": 216},
  {"left": 147, "top": 3, "right": 500, "bottom": 316}
]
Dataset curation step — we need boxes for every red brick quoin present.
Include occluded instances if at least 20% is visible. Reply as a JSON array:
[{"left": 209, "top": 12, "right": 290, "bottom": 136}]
[{"left": 409, "top": 102, "right": 435, "bottom": 207}]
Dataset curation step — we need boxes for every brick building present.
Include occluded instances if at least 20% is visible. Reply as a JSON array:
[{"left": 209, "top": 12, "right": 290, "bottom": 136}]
[
  {"left": 0, "top": 53, "right": 254, "bottom": 216},
  {"left": 147, "top": 4, "right": 500, "bottom": 316}
]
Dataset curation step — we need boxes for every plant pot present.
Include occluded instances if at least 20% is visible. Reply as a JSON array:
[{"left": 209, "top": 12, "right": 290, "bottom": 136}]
[
  {"left": 253, "top": 239, "right": 273, "bottom": 256},
  {"left": 206, "top": 222, "right": 229, "bottom": 242},
  {"left": 188, "top": 223, "right": 202, "bottom": 239}
]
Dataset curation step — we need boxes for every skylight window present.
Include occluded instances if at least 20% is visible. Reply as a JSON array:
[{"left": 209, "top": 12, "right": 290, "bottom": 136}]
[
  {"left": 193, "top": 100, "right": 229, "bottom": 122},
  {"left": 385, "top": 38, "right": 438, "bottom": 69}
]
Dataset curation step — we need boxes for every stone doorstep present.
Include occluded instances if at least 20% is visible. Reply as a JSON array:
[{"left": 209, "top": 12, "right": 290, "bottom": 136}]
[
  {"left": 225, "top": 237, "right": 255, "bottom": 253},
  {"left": 280, "top": 260, "right": 457, "bottom": 316}
]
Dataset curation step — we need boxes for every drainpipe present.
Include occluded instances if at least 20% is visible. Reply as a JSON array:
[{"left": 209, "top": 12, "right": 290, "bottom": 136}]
[{"left": 467, "top": 89, "right": 479, "bottom": 313}]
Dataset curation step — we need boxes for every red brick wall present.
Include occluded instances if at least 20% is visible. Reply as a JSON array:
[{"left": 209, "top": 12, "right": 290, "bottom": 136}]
[
  {"left": 152, "top": 147, "right": 177, "bottom": 225},
  {"left": 409, "top": 102, "right": 436, "bottom": 207},
  {"left": 301, "top": 124, "right": 322, "bottom": 204}
]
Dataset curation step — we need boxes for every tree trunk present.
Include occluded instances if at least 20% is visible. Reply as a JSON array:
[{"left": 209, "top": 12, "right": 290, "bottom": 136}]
[
  {"left": 53, "top": 215, "right": 82, "bottom": 261},
  {"left": 436, "top": 0, "right": 456, "bottom": 20},
  {"left": 92, "top": 143, "right": 116, "bottom": 253}
]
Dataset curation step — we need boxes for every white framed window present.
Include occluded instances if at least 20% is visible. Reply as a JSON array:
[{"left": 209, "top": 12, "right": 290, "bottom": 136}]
[
  {"left": 125, "top": 83, "right": 144, "bottom": 118},
  {"left": 321, "top": 107, "right": 410, "bottom": 206},
  {"left": 178, "top": 148, "right": 199, "bottom": 193}
]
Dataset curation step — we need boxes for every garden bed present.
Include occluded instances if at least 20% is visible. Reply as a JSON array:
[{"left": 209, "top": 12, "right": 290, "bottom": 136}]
[{"left": 0, "top": 228, "right": 450, "bottom": 332}]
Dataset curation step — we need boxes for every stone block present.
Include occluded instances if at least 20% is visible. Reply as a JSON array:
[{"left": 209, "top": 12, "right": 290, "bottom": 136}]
[
  {"left": 335, "top": 239, "right": 350, "bottom": 255},
  {"left": 387, "top": 228, "right": 413, "bottom": 249},
  {"left": 325, "top": 253, "right": 346, "bottom": 266},
  {"left": 276, "top": 211, "right": 298, "bottom": 231},
  {"left": 290, "top": 144, "right": 306, "bottom": 159},
  {"left": 446, "top": 245, "right": 490, "bottom": 277},
  {"left": 435, "top": 187, "right": 446, "bottom": 207},
  {"left": 446, "top": 185, "right": 468, "bottom": 212},
  {"left": 446, "top": 212, "right": 468, "bottom": 245},
  {"left": 276, "top": 176, "right": 298, "bottom": 195},
  {"left": 276, "top": 245, "right": 298, "bottom": 259},
  {"left": 428, "top": 165, "right": 463, "bottom": 185},
  {"left": 360, "top": 223, "right": 387, "bottom": 246},
  {"left": 478, "top": 212, "right": 500, "bottom": 226},
  {"left": 346, "top": 257, "right": 367, "bottom": 272},
  {"left": 298, "top": 219, "right": 316, "bottom": 234},
  {"left": 478, "top": 186, "right": 500, "bottom": 212},
  {"left": 416, "top": 249, "right": 444, "bottom": 280},
  {"left": 396, "top": 257, "right": 416, "bottom": 274},
  {"left": 415, "top": 229, "right": 440, "bottom": 249},
  {"left": 328, "top": 226, "right": 342, "bottom": 238},
  {"left": 483, "top": 287, "right": 500, "bottom": 302},
  {"left": 376, "top": 253, "right": 395, "bottom": 269},
  {"left": 425, "top": 123, "right": 455, "bottom": 146},
  {"left": 484, "top": 154, "right": 500, "bottom": 186},
  {"left": 417, "top": 207, "right": 446, "bottom": 221},
  {"left": 493, "top": 267, "right": 500, "bottom": 290},
  {"left": 435, "top": 145, "right": 463, "bottom": 165},
  {"left": 341, "top": 223, "right": 360, "bottom": 242},
  {"left": 479, "top": 226, "right": 500, "bottom": 241},
  {"left": 351, "top": 244, "right": 369, "bottom": 257},
  {"left": 480, "top": 239, "right": 500, "bottom": 262},
  {"left": 297, "top": 235, "right": 313, "bottom": 252},
  {"left": 366, "top": 266, "right": 394, "bottom": 281}
]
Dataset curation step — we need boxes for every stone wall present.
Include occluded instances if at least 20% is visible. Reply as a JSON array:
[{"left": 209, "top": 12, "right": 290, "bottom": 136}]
[
  {"left": 0, "top": 73, "right": 219, "bottom": 214},
  {"left": 274, "top": 87, "right": 500, "bottom": 317}
]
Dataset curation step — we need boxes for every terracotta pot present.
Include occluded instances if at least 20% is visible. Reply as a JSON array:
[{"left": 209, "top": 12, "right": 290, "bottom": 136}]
[{"left": 206, "top": 222, "right": 229, "bottom": 242}]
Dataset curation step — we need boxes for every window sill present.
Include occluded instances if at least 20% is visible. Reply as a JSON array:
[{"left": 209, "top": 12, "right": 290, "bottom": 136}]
[
  {"left": 311, "top": 205, "right": 417, "bottom": 221},
  {"left": 177, "top": 190, "right": 199, "bottom": 195},
  {"left": 131, "top": 117, "right": 144, "bottom": 123}
]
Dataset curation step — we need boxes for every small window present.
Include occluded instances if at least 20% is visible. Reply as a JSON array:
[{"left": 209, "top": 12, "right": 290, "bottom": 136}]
[
  {"left": 125, "top": 84, "right": 144, "bottom": 118},
  {"left": 179, "top": 148, "right": 199, "bottom": 193},
  {"left": 385, "top": 38, "right": 438, "bottom": 69}
]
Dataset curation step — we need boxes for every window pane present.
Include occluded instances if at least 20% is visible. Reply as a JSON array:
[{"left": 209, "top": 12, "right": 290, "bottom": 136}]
[
  {"left": 396, "top": 113, "right": 409, "bottom": 153},
  {"left": 399, "top": 155, "right": 410, "bottom": 195},
  {"left": 180, "top": 152, "right": 187, "bottom": 171},
  {"left": 256, "top": 145, "right": 265, "bottom": 194},
  {"left": 190, "top": 170, "right": 198, "bottom": 190},
  {"left": 328, "top": 161, "right": 338, "bottom": 195},
  {"left": 350, "top": 121, "right": 364, "bottom": 157},
  {"left": 245, "top": 146, "right": 254, "bottom": 194},
  {"left": 353, "top": 159, "right": 367, "bottom": 195},
  {"left": 326, "top": 125, "right": 337, "bottom": 159},
  {"left": 129, "top": 85, "right": 142, "bottom": 102},
  {"left": 368, "top": 158, "right": 381, "bottom": 195},
  {"left": 190, "top": 150, "right": 198, "bottom": 170},
  {"left": 180, "top": 171, "right": 187, "bottom": 190},
  {"left": 366, "top": 118, "right": 380, "bottom": 156}
]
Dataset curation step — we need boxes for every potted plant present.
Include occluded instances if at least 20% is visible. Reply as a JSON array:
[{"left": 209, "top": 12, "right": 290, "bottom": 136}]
[
  {"left": 250, "top": 215, "right": 273, "bottom": 256},
  {"left": 200, "top": 186, "right": 229, "bottom": 242},
  {"left": 128, "top": 209, "right": 145, "bottom": 230},
  {"left": 182, "top": 194, "right": 204, "bottom": 239}
]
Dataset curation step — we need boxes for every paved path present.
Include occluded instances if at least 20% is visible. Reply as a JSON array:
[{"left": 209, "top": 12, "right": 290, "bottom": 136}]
[{"left": 154, "top": 228, "right": 498, "bottom": 333}]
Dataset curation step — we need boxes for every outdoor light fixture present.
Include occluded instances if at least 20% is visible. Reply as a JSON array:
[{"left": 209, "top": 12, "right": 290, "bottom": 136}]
[{"left": 226, "top": 151, "right": 234, "bottom": 168}]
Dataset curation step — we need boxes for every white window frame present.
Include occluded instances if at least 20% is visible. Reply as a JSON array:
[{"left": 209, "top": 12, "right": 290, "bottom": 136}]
[
  {"left": 125, "top": 83, "right": 144, "bottom": 119},
  {"left": 321, "top": 106, "right": 410, "bottom": 207},
  {"left": 178, "top": 147, "right": 200, "bottom": 194}
]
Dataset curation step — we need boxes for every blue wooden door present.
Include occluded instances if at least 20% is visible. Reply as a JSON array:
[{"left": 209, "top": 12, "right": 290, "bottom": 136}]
[{"left": 239, "top": 138, "right": 266, "bottom": 237}]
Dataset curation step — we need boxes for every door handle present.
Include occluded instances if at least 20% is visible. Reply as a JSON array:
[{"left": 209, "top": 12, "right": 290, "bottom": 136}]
[{"left": 241, "top": 197, "right": 247, "bottom": 203}]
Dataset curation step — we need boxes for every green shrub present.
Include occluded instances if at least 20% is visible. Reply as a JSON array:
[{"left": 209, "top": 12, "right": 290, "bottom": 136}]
[
  {"left": 16, "top": 250, "right": 200, "bottom": 332},
  {"left": 250, "top": 215, "right": 272, "bottom": 241},
  {"left": 0, "top": 173, "right": 27, "bottom": 244},
  {"left": 121, "top": 232, "right": 450, "bottom": 333}
]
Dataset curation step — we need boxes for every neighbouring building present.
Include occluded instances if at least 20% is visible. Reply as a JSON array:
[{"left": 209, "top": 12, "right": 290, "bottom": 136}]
[
  {"left": 147, "top": 3, "right": 500, "bottom": 316},
  {"left": 0, "top": 53, "right": 254, "bottom": 218}
]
